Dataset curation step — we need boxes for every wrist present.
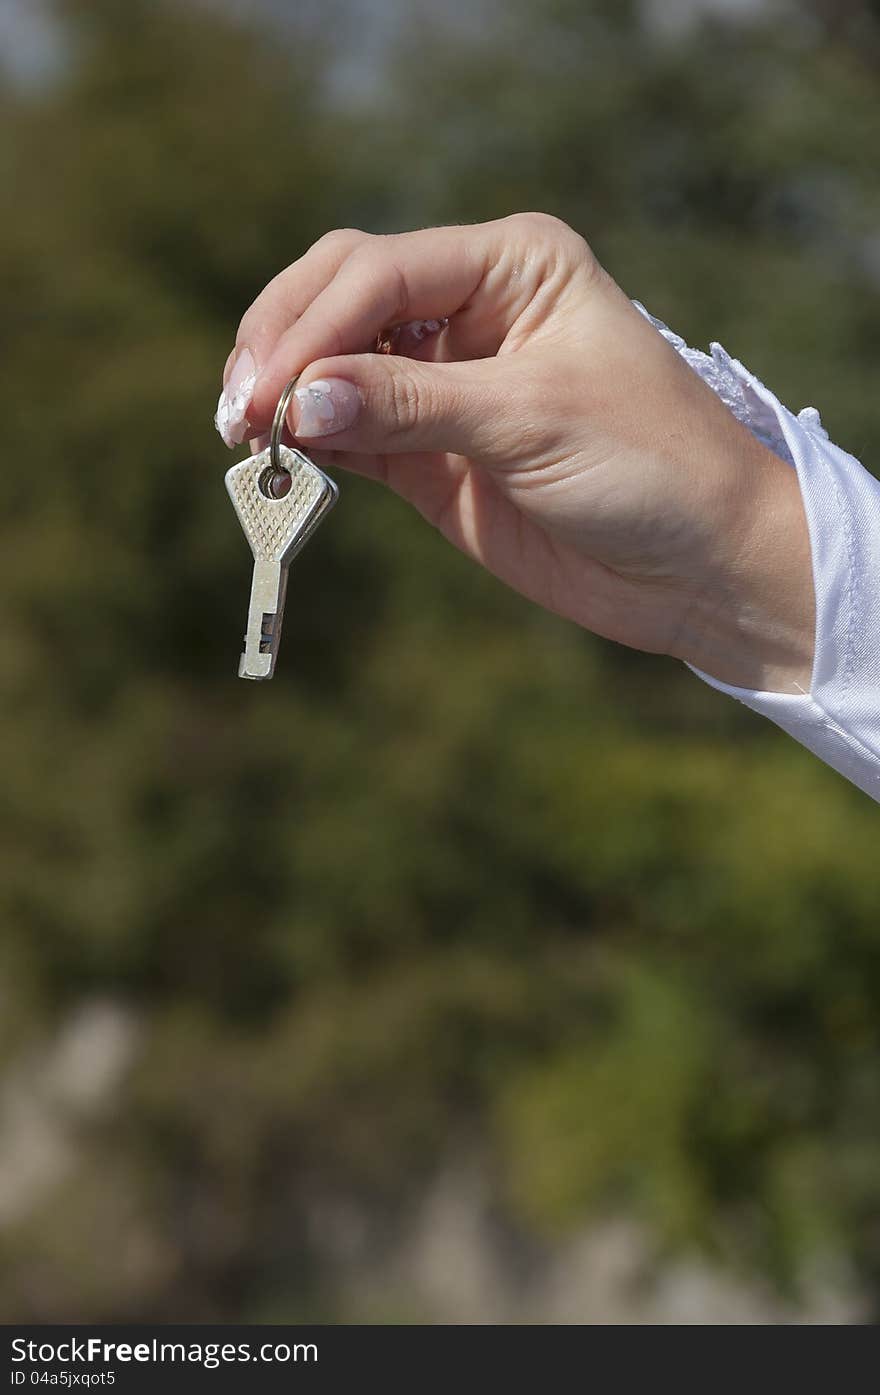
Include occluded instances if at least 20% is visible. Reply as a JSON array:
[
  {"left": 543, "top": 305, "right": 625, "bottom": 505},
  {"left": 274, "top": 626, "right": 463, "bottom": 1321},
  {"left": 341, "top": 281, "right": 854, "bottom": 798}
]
[{"left": 670, "top": 441, "right": 816, "bottom": 694}]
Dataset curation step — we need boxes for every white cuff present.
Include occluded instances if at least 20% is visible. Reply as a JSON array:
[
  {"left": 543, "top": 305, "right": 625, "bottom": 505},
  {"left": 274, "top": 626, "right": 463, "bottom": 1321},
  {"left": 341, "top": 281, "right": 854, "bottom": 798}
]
[{"left": 634, "top": 302, "right": 880, "bottom": 803}]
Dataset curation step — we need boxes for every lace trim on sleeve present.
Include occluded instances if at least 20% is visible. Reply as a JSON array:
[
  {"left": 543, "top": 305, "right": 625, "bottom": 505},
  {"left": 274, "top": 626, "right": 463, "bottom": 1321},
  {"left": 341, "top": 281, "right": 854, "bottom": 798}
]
[{"left": 631, "top": 299, "right": 829, "bottom": 466}]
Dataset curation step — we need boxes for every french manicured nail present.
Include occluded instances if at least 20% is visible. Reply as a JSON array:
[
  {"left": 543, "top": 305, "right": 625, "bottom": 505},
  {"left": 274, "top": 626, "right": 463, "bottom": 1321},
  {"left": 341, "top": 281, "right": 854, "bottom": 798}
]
[
  {"left": 409, "top": 318, "right": 445, "bottom": 341},
  {"left": 396, "top": 318, "right": 447, "bottom": 351},
  {"left": 293, "top": 378, "right": 361, "bottom": 438},
  {"left": 214, "top": 347, "right": 256, "bottom": 448}
]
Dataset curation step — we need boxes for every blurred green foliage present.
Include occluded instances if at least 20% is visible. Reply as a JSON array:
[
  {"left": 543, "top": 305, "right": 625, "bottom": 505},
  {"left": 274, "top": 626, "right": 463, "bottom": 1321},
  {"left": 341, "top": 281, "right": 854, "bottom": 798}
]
[{"left": 1, "top": 0, "right": 879, "bottom": 1321}]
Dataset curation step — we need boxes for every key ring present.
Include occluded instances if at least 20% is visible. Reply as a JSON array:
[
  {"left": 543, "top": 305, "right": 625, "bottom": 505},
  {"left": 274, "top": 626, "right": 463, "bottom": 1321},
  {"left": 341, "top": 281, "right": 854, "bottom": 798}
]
[{"left": 269, "top": 375, "right": 301, "bottom": 478}]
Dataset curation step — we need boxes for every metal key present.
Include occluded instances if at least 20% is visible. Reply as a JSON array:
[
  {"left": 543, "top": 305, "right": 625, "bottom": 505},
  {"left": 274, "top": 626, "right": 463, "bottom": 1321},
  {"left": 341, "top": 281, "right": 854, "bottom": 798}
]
[{"left": 225, "top": 378, "right": 338, "bottom": 680}]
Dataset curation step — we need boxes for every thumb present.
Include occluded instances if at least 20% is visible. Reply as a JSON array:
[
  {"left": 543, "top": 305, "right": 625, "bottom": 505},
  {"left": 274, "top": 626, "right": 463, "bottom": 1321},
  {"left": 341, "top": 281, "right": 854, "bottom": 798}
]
[{"left": 285, "top": 353, "right": 534, "bottom": 466}]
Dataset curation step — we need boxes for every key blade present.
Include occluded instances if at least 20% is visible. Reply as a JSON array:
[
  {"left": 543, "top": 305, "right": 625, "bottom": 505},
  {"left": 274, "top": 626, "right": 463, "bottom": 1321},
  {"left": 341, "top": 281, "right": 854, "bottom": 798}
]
[{"left": 239, "top": 559, "right": 287, "bottom": 680}]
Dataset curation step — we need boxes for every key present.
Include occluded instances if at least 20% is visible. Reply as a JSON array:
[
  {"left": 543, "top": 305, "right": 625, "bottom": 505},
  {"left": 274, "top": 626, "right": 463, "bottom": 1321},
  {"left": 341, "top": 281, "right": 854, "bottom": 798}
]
[{"left": 225, "top": 441, "right": 338, "bottom": 680}]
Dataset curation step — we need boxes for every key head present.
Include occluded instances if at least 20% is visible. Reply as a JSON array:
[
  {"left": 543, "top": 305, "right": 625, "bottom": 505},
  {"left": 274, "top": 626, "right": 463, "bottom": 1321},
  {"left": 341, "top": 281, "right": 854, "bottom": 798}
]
[{"left": 225, "top": 443, "right": 338, "bottom": 567}]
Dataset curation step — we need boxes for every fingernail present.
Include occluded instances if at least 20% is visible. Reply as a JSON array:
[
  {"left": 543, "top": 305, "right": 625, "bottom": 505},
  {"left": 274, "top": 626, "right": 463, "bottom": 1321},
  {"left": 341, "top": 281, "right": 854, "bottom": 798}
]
[
  {"left": 214, "top": 347, "right": 256, "bottom": 448},
  {"left": 396, "top": 318, "right": 447, "bottom": 351},
  {"left": 293, "top": 378, "right": 361, "bottom": 438},
  {"left": 410, "top": 318, "right": 445, "bottom": 340}
]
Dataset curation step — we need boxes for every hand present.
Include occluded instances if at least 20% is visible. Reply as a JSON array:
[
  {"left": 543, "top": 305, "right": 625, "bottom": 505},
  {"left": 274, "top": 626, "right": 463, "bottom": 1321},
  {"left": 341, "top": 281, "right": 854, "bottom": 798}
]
[{"left": 215, "top": 213, "right": 815, "bottom": 693}]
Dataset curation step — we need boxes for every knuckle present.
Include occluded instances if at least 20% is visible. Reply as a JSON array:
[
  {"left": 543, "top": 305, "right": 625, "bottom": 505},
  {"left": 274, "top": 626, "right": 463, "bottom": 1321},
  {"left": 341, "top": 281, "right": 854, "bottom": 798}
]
[
  {"left": 346, "top": 240, "right": 377, "bottom": 271},
  {"left": 315, "top": 226, "right": 367, "bottom": 254},
  {"left": 347, "top": 238, "right": 393, "bottom": 281},
  {"left": 508, "top": 209, "right": 571, "bottom": 240},
  {"left": 235, "top": 231, "right": 370, "bottom": 345},
  {"left": 346, "top": 241, "right": 409, "bottom": 316},
  {"left": 507, "top": 210, "right": 599, "bottom": 283},
  {"left": 508, "top": 209, "right": 589, "bottom": 253},
  {"left": 345, "top": 241, "right": 388, "bottom": 294},
  {"left": 385, "top": 368, "right": 423, "bottom": 437}
]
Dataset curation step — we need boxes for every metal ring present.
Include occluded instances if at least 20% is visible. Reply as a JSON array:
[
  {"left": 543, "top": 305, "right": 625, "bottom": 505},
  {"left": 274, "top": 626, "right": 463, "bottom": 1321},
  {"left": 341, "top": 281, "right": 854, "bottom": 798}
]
[{"left": 269, "top": 375, "right": 301, "bottom": 476}]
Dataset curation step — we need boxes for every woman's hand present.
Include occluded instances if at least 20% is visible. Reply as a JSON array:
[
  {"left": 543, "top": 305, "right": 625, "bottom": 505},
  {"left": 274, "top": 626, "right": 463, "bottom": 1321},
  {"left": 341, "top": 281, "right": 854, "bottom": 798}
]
[{"left": 215, "top": 213, "right": 815, "bottom": 693}]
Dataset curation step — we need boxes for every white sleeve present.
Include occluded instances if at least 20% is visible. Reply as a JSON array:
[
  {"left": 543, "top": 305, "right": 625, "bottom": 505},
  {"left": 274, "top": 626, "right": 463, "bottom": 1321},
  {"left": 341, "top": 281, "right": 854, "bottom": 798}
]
[{"left": 634, "top": 302, "right": 880, "bottom": 804}]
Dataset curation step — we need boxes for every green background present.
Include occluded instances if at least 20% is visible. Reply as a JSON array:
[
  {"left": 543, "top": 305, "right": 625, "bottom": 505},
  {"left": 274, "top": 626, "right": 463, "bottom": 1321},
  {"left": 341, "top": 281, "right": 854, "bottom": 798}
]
[{"left": 1, "top": 0, "right": 879, "bottom": 1321}]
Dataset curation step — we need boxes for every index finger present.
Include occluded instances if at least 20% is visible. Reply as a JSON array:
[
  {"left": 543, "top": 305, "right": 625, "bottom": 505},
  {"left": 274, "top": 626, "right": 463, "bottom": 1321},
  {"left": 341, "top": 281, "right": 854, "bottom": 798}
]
[
  {"left": 248, "top": 213, "right": 568, "bottom": 428},
  {"left": 230, "top": 226, "right": 370, "bottom": 382}
]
